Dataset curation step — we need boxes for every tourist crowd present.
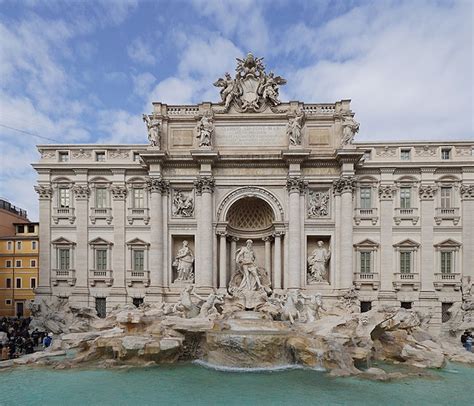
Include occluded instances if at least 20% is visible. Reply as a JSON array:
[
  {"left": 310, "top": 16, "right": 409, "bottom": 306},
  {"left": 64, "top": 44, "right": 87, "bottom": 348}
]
[
  {"left": 0, "top": 317, "right": 49, "bottom": 360},
  {"left": 461, "top": 330, "right": 473, "bottom": 352}
]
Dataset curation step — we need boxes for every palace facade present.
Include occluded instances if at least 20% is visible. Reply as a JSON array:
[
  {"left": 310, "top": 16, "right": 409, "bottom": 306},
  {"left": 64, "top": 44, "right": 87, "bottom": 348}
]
[{"left": 33, "top": 55, "right": 473, "bottom": 327}]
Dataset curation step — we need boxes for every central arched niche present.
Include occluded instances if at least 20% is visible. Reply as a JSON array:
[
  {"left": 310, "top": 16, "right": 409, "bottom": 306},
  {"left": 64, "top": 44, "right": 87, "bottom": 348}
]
[{"left": 226, "top": 197, "right": 275, "bottom": 237}]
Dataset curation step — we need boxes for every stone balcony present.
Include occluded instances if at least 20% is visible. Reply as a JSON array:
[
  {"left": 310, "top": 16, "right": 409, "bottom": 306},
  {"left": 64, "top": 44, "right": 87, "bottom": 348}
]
[
  {"left": 353, "top": 272, "right": 380, "bottom": 290},
  {"left": 434, "top": 272, "right": 461, "bottom": 291},
  {"left": 354, "top": 208, "right": 378, "bottom": 225},
  {"left": 53, "top": 207, "right": 75, "bottom": 224},
  {"left": 127, "top": 207, "right": 150, "bottom": 225},
  {"left": 393, "top": 272, "right": 420, "bottom": 290},
  {"left": 394, "top": 207, "right": 419, "bottom": 225},
  {"left": 89, "top": 269, "right": 113, "bottom": 287},
  {"left": 90, "top": 207, "right": 113, "bottom": 225},
  {"left": 434, "top": 207, "right": 460, "bottom": 225},
  {"left": 126, "top": 270, "right": 150, "bottom": 287},
  {"left": 51, "top": 269, "right": 76, "bottom": 286}
]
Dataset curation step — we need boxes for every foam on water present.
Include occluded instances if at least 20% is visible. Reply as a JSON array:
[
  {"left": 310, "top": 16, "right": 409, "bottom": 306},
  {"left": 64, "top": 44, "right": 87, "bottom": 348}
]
[{"left": 192, "top": 359, "right": 305, "bottom": 373}]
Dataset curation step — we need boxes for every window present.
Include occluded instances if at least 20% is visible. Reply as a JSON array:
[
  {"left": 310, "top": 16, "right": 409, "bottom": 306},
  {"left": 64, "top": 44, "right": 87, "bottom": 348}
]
[
  {"left": 442, "top": 303, "right": 453, "bottom": 323},
  {"left": 30, "top": 278, "right": 36, "bottom": 289},
  {"left": 15, "top": 260, "right": 22, "bottom": 268},
  {"left": 58, "top": 151, "right": 69, "bottom": 162},
  {"left": 7, "top": 241, "right": 12, "bottom": 250},
  {"left": 59, "top": 248, "right": 71, "bottom": 270},
  {"left": 133, "top": 250, "right": 144, "bottom": 271},
  {"left": 440, "top": 187, "right": 453, "bottom": 209},
  {"left": 400, "top": 149, "right": 411, "bottom": 160},
  {"left": 133, "top": 298, "right": 144, "bottom": 307},
  {"left": 17, "top": 225, "right": 25, "bottom": 233},
  {"left": 360, "top": 301, "right": 372, "bottom": 313},
  {"left": 95, "top": 152, "right": 106, "bottom": 162},
  {"left": 28, "top": 225, "right": 35, "bottom": 233},
  {"left": 400, "top": 187, "right": 411, "bottom": 209},
  {"left": 5, "top": 299, "right": 12, "bottom": 305},
  {"left": 17, "top": 241, "right": 22, "bottom": 250},
  {"left": 6, "top": 278, "right": 11, "bottom": 288},
  {"left": 59, "top": 188, "right": 70, "bottom": 208},
  {"left": 400, "top": 251, "right": 412, "bottom": 274},
  {"left": 32, "top": 241, "right": 37, "bottom": 250},
  {"left": 133, "top": 188, "right": 144, "bottom": 208},
  {"left": 96, "top": 249, "right": 107, "bottom": 270},
  {"left": 401, "top": 302, "right": 412, "bottom": 309},
  {"left": 441, "top": 148, "right": 451, "bottom": 160},
  {"left": 95, "top": 298, "right": 107, "bottom": 318},
  {"left": 5, "top": 260, "right": 12, "bottom": 268},
  {"left": 360, "top": 187, "right": 372, "bottom": 209},
  {"left": 30, "top": 260, "right": 37, "bottom": 267},
  {"left": 360, "top": 252, "right": 371, "bottom": 273},
  {"left": 133, "top": 152, "right": 140, "bottom": 162},
  {"left": 16, "top": 278, "right": 22, "bottom": 289},
  {"left": 95, "top": 188, "right": 108, "bottom": 208},
  {"left": 440, "top": 251, "right": 453, "bottom": 274}
]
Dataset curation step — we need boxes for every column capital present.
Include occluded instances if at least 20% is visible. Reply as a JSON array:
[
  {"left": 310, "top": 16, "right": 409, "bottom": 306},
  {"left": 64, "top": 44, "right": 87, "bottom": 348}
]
[
  {"left": 34, "top": 184, "right": 53, "bottom": 200},
  {"left": 272, "top": 231, "right": 284, "bottom": 238},
  {"left": 378, "top": 184, "right": 396, "bottom": 200},
  {"left": 286, "top": 176, "right": 307, "bottom": 194},
  {"left": 194, "top": 175, "right": 215, "bottom": 195},
  {"left": 418, "top": 184, "right": 437, "bottom": 200},
  {"left": 230, "top": 236, "right": 240, "bottom": 242},
  {"left": 332, "top": 175, "right": 355, "bottom": 195},
  {"left": 216, "top": 230, "right": 227, "bottom": 237},
  {"left": 460, "top": 183, "right": 474, "bottom": 200},
  {"left": 111, "top": 185, "right": 128, "bottom": 200},
  {"left": 72, "top": 184, "right": 90, "bottom": 200},
  {"left": 262, "top": 236, "right": 273, "bottom": 242},
  {"left": 145, "top": 176, "right": 169, "bottom": 194}
]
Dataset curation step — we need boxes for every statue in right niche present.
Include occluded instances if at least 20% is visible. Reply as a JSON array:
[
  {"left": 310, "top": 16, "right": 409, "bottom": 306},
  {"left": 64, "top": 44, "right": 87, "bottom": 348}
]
[
  {"left": 307, "top": 241, "right": 331, "bottom": 283},
  {"left": 173, "top": 241, "right": 195, "bottom": 282}
]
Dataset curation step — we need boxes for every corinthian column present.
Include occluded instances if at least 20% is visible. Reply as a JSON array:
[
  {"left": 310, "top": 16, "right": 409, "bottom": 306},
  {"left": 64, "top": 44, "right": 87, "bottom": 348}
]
[
  {"left": 333, "top": 176, "right": 355, "bottom": 290},
  {"left": 110, "top": 185, "right": 127, "bottom": 300},
  {"left": 218, "top": 231, "right": 227, "bottom": 289},
  {"left": 34, "top": 185, "right": 53, "bottom": 297},
  {"left": 146, "top": 176, "right": 168, "bottom": 291},
  {"left": 194, "top": 176, "right": 215, "bottom": 288},
  {"left": 286, "top": 176, "right": 306, "bottom": 289}
]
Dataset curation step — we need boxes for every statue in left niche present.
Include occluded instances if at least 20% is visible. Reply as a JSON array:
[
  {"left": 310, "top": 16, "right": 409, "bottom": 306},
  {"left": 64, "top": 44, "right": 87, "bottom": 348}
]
[
  {"left": 196, "top": 111, "right": 214, "bottom": 148},
  {"left": 173, "top": 240, "right": 195, "bottom": 282},
  {"left": 142, "top": 112, "right": 160, "bottom": 147}
]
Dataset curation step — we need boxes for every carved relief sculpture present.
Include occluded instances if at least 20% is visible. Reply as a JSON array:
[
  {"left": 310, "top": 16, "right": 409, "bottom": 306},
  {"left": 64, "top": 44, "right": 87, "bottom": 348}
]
[
  {"left": 196, "top": 111, "right": 214, "bottom": 148},
  {"left": 142, "top": 112, "right": 160, "bottom": 147},
  {"left": 307, "top": 241, "right": 331, "bottom": 283},
  {"left": 341, "top": 115, "right": 360, "bottom": 146},
  {"left": 287, "top": 110, "right": 305, "bottom": 146},
  {"left": 173, "top": 241, "right": 195, "bottom": 282},
  {"left": 307, "top": 190, "right": 329, "bottom": 218},
  {"left": 172, "top": 190, "right": 194, "bottom": 217}
]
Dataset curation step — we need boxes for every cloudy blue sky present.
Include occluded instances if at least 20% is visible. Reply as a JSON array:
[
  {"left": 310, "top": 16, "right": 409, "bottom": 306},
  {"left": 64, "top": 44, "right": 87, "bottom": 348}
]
[{"left": 0, "top": 0, "right": 472, "bottom": 220}]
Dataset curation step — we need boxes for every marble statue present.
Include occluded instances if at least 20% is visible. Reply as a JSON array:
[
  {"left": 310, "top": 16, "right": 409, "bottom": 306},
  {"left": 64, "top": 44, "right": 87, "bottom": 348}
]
[
  {"left": 307, "top": 241, "right": 331, "bottom": 283},
  {"left": 173, "top": 285, "right": 200, "bottom": 318},
  {"left": 307, "top": 191, "right": 329, "bottom": 218},
  {"left": 259, "top": 71, "right": 286, "bottom": 107},
  {"left": 213, "top": 73, "right": 240, "bottom": 111},
  {"left": 287, "top": 111, "right": 305, "bottom": 146},
  {"left": 173, "top": 241, "right": 195, "bottom": 282},
  {"left": 196, "top": 112, "right": 214, "bottom": 147},
  {"left": 192, "top": 291, "right": 224, "bottom": 319},
  {"left": 341, "top": 116, "right": 360, "bottom": 146},
  {"left": 298, "top": 292, "right": 325, "bottom": 322},
  {"left": 172, "top": 190, "right": 194, "bottom": 217},
  {"left": 142, "top": 113, "right": 160, "bottom": 147},
  {"left": 281, "top": 291, "right": 303, "bottom": 324},
  {"left": 236, "top": 53, "right": 265, "bottom": 78}
]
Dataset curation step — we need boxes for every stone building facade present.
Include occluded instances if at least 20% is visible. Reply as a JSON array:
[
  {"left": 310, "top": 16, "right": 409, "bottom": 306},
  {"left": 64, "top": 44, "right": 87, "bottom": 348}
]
[{"left": 33, "top": 55, "right": 473, "bottom": 327}]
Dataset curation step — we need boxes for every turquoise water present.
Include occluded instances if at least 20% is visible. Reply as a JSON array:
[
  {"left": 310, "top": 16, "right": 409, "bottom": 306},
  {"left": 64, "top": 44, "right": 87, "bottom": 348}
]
[{"left": 0, "top": 362, "right": 472, "bottom": 406}]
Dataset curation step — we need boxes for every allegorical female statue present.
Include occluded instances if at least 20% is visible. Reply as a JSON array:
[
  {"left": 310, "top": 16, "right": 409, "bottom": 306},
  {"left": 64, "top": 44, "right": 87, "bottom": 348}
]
[
  {"left": 173, "top": 241, "right": 194, "bottom": 282},
  {"left": 307, "top": 241, "right": 331, "bottom": 283}
]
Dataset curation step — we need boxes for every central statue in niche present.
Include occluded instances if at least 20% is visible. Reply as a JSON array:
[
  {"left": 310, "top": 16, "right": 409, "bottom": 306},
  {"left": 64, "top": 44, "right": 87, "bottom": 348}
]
[{"left": 228, "top": 239, "right": 272, "bottom": 310}]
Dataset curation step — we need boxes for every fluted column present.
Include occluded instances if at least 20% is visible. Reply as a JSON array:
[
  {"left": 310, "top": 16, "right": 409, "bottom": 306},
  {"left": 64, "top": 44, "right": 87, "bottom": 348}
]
[
  {"left": 146, "top": 177, "right": 168, "bottom": 290},
  {"left": 111, "top": 185, "right": 127, "bottom": 294},
  {"left": 273, "top": 232, "right": 282, "bottom": 289},
  {"left": 333, "top": 176, "right": 355, "bottom": 290},
  {"left": 461, "top": 184, "right": 474, "bottom": 288},
  {"left": 286, "top": 176, "right": 306, "bottom": 289},
  {"left": 34, "top": 185, "right": 53, "bottom": 296},
  {"left": 194, "top": 176, "right": 215, "bottom": 288},
  {"left": 218, "top": 231, "right": 227, "bottom": 289}
]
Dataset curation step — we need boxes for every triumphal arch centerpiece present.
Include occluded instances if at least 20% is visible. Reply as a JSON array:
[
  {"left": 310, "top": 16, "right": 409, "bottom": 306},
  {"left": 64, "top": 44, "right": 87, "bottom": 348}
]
[{"left": 33, "top": 54, "right": 474, "bottom": 328}]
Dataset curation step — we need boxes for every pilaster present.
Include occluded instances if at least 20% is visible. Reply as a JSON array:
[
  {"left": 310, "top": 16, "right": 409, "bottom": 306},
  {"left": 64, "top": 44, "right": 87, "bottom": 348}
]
[
  {"left": 419, "top": 179, "right": 437, "bottom": 292},
  {"left": 110, "top": 183, "right": 127, "bottom": 300},
  {"left": 461, "top": 183, "right": 474, "bottom": 281}
]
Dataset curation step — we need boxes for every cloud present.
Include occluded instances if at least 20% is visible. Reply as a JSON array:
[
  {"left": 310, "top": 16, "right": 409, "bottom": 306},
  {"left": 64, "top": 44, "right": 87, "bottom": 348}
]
[
  {"left": 132, "top": 72, "right": 156, "bottom": 97},
  {"left": 96, "top": 109, "right": 145, "bottom": 144},
  {"left": 127, "top": 38, "right": 156, "bottom": 66}
]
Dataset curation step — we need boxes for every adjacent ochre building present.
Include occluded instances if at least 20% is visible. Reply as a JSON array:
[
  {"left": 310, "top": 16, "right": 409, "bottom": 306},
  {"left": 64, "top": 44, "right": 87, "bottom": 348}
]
[
  {"left": 32, "top": 55, "right": 473, "bottom": 327},
  {"left": 0, "top": 222, "right": 39, "bottom": 317}
]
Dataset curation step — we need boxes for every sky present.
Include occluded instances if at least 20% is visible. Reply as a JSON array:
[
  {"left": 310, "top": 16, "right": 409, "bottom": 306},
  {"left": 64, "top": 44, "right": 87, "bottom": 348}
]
[{"left": 0, "top": 0, "right": 472, "bottom": 221}]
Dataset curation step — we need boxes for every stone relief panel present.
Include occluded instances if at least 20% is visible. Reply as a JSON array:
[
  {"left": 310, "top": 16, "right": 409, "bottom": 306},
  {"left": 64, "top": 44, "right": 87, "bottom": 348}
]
[
  {"left": 172, "top": 236, "right": 195, "bottom": 283},
  {"left": 415, "top": 145, "right": 437, "bottom": 157},
  {"left": 71, "top": 149, "right": 92, "bottom": 159},
  {"left": 376, "top": 146, "right": 397, "bottom": 157},
  {"left": 172, "top": 189, "right": 194, "bottom": 218},
  {"left": 307, "top": 189, "right": 330, "bottom": 218},
  {"left": 307, "top": 237, "right": 331, "bottom": 284}
]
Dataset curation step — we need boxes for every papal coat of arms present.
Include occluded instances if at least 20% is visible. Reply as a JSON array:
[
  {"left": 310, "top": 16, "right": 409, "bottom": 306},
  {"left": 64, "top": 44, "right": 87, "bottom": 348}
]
[{"left": 213, "top": 53, "right": 286, "bottom": 112}]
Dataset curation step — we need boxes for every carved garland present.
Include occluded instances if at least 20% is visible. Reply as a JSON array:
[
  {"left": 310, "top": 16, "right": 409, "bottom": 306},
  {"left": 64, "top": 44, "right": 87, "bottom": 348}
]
[
  {"left": 34, "top": 185, "right": 53, "bottom": 199},
  {"left": 194, "top": 176, "right": 215, "bottom": 195}
]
